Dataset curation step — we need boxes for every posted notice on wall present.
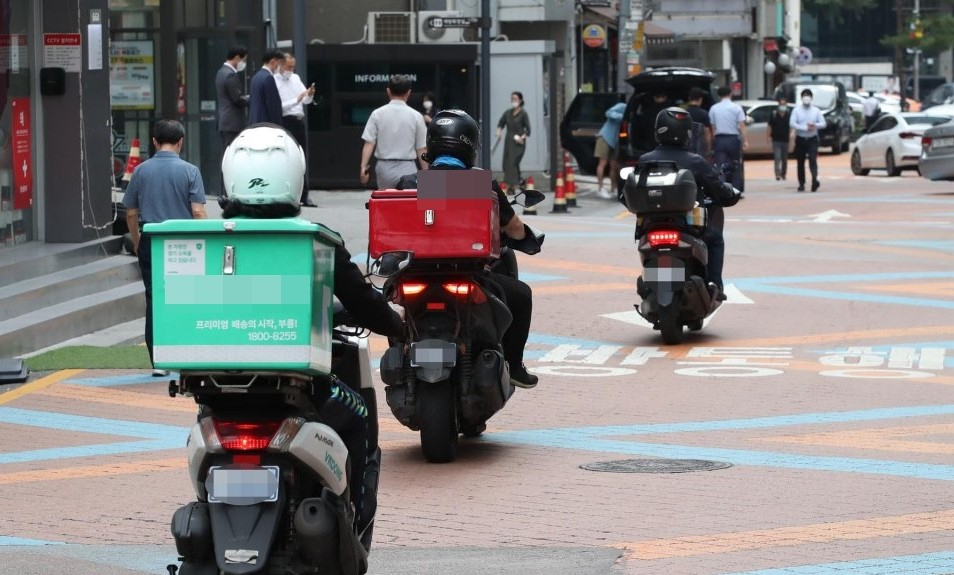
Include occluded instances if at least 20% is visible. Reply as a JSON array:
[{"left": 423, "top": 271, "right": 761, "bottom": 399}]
[
  {"left": 43, "top": 33, "right": 81, "bottom": 73},
  {"left": 11, "top": 98, "right": 32, "bottom": 210},
  {"left": 110, "top": 40, "right": 155, "bottom": 110}
]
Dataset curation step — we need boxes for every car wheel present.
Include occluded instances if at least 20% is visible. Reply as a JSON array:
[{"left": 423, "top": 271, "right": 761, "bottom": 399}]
[
  {"left": 831, "top": 129, "right": 843, "bottom": 155},
  {"left": 885, "top": 149, "right": 901, "bottom": 177},
  {"left": 851, "top": 149, "right": 869, "bottom": 176}
]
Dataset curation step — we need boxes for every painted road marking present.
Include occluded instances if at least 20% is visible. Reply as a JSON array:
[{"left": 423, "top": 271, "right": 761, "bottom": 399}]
[
  {"left": 0, "top": 369, "right": 83, "bottom": 405},
  {"left": 0, "top": 458, "right": 184, "bottom": 484},
  {"left": 0, "top": 537, "right": 62, "bottom": 546},
  {"left": 37, "top": 384, "right": 196, "bottom": 413},
  {"left": 65, "top": 372, "right": 179, "bottom": 387},
  {"left": 618, "top": 509, "right": 954, "bottom": 560},
  {"left": 807, "top": 209, "right": 851, "bottom": 222},
  {"left": 719, "top": 551, "right": 954, "bottom": 575},
  {"left": 754, "top": 423, "right": 954, "bottom": 455},
  {"left": 486, "top": 404, "right": 954, "bottom": 481}
]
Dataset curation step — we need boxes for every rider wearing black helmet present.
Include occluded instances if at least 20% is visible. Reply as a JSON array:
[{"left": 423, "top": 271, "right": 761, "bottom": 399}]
[
  {"left": 396, "top": 109, "right": 538, "bottom": 389},
  {"left": 634, "top": 107, "right": 742, "bottom": 297}
]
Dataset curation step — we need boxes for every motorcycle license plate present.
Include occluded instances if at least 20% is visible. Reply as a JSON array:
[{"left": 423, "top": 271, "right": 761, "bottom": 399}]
[
  {"left": 410, "top": 340, "right": 457, "bottom": 368},
  {"left": 206, "top": 465, "right": 279, "bottom": 505},
  {"left": 645, "top": 266, "right": 685, "bottom": 283}
]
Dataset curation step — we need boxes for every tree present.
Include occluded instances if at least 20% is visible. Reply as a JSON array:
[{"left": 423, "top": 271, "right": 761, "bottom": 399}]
[{"left": 881, "top": 11, "right": 954, "bottom": 55}]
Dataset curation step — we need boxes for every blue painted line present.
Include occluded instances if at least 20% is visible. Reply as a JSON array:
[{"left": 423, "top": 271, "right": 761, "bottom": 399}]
[
  {"left": 733, "top": 281, "right": 954, "bottom": 310},
  {"left": 66, "top": 372, "right": 180, "bottom": 387},
  {"left": 509, "top": 404, "right": 954, "bottom": 437},
  {"left": 737, "top": 271, "right": 954, "bottom": 285},
  {"left": 488, "top": 432, "right": 954, "bottom": 481},
  {"left": 519, "top": 272, "right": 565, "bottom": 283},
  {"left": 0, "top": 537, "right": 63, "bottom": 546},
  {"left": 0, "top": 407, "right": 186, "bottom": 439},
  {"left": 0, "top": 438, "right": 182, "bottom": 465},
  {"left": 527, "top": 333, "right": 616, "bottom": 348},
  {"left": 825, "top": 197, "right": 954, "bottom": 204},
  {"left": 719, "top": 551, "right": 954, "bottom": 575},
  {"left": 1, "top": 544, "right": 179, "bottom": 572}
]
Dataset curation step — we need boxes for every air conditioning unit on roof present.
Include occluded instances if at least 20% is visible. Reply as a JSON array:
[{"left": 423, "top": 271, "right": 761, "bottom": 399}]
[
  {"left": 417, "top": 11, "right": 463, "bottom": 44},
  {"left": 368, "top": 12, "right": 417, "bottom": 44}
]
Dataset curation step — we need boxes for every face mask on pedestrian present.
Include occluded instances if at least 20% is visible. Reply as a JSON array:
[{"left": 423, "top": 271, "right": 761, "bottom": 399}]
[
  {"left": 281, "top": 70, "right": 292, "bottom": 80},
  {"left": 511, "top": 100, "right": 521, "bottom": 109},
  {"left": 423, "top": 100, "right": 433, "bottom": 111},
  {"left": 236, "top": 60, "right": 246, "bottom": 73},
  {"left": 802, "top": 96, "right": 812, "bottom": 106},
  {"left": 778, "top": 105, "right": 787, "bottom": 113}
]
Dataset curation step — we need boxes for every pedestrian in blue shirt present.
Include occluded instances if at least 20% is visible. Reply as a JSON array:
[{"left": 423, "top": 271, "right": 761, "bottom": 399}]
[
  {"left": 596, "top": 98, "right": 627, "bottom": 199},
  {"left": 122, "top": 120, "right": 207, "bottom": 375},
  {"left": 708, "top": 86, "right": 748, "bottom": 191},
  {"left": 789, "top": 88, "right": 827, "bottom": 192}
]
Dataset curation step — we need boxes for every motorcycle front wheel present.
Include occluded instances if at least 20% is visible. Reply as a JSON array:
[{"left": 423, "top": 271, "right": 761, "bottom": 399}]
[{"left": 417, "top": 381, "right": 458, "bottom": 463}]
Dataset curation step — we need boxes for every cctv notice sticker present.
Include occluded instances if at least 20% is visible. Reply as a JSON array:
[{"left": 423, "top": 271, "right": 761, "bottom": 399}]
[{"left": 164, "top": 239, "right": 206, "bottom": 275}]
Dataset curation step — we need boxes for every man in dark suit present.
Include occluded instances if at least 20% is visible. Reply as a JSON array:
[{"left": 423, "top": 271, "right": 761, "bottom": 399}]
[
  {"left": 248, "top": 49, "right": 284, "bottom": 125},
  {"left": 214, "top": 45, "right": 249, "bottom": 151}
]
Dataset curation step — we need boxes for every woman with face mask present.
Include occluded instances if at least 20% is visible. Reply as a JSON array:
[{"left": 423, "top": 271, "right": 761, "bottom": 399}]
[
  {"left": 421, "top": 92, "right": 437, "bottom": 125},
  {"left": 495, "top": 91, "right": 531, "bottom": 192}
]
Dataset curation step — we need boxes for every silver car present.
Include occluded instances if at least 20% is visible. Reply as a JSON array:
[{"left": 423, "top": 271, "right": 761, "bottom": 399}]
[
  {"left": 919, "top": 118, "right": 954, "bottom": 180},
  {"left": 737, "top": 100, "right": 795, "bottom": 157}
]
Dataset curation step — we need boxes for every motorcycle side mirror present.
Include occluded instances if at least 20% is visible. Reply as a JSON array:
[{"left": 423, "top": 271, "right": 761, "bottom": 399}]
[
  {"left": 619, "top": 166, "right": 636, "bottom": 181},
  {"left": 516, "top": 188, "right": 546, "bottom": 208},
  {"left": 370, "top": 251, "right": 413, "bottom": 278}
]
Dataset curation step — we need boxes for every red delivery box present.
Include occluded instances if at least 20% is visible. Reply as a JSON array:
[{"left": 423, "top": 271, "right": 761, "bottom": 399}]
[{"left": 368, "top": 170, "right": 501, "bottom": 260}]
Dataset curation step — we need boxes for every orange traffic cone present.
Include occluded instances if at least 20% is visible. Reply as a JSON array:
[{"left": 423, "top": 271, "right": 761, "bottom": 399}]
[
  {"left": 522, "top": 176, "right": 538, "bottom": 216},
  {"left": 550, "top": 171, "right": 567, "bottom": 213},
  {"left": 122, "top": 138, "right": 142, "bottom": 186},
  {"left": 565, "top": 162, "right": 578, "bottom": 208}
]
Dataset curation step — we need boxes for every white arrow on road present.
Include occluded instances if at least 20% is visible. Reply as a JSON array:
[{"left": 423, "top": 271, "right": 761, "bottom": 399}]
[
  {"left": 806, "top": 209, "right": 851, "bottom": 223},
  {"left": 600, "top": 283, "right": 753, "bottom": 330}
]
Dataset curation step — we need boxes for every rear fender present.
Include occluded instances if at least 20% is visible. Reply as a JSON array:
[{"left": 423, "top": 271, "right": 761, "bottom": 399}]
[{"left": 209, "top": 496, "right": 284, "bottom": 575}]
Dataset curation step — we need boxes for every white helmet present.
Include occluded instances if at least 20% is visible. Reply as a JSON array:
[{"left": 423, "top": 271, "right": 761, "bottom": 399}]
[{"left": 222, "top": 124, "right": 304, "bottom": 206}]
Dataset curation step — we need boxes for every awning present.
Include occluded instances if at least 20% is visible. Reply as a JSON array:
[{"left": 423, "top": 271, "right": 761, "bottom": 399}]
[
  {"left": 643, "top": 21, "right": 676, "bottom": 46},
  {"left": 582, "top": 4, "right": 617, "bottom": 24}
]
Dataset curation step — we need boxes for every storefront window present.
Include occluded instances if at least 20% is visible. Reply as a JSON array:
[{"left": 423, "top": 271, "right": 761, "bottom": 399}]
[{"left": 0, "top": 0, "right": 34, "bottom": 247}]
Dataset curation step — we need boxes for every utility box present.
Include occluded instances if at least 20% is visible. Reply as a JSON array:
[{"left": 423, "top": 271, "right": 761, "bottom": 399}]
[{"left": 144, "top": 218, "right": 341, "bottom": 373}]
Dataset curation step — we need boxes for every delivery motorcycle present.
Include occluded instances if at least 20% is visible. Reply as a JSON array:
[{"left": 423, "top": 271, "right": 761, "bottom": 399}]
[
  {"left": 144, "top": 218, "right": 378, "bottom": 575},
  {"left": 620, "top": 161, "right": 722, "bottom": 345},
  {"left": 366, "top": 184, "right": 545, "bottom": 463}
]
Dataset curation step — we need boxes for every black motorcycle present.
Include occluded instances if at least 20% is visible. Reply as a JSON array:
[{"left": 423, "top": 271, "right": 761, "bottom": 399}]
[
  {"left": 620, "top": 161, "right": 722, "bottom": 345},
  {"left": 371, "top": 190, "right": 545, "bottom": 463}
]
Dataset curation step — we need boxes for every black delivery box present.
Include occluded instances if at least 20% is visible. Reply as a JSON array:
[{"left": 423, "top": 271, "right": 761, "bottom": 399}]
[{"left": 622, "top": 161, "right": 698, "bottom": 215}]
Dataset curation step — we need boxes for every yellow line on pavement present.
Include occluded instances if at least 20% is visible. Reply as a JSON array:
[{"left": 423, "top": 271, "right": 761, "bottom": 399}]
[
  {"left": 532, "top": 283, "right": 634, "bottom": 295},
  {"left": 0, "top": 369, "right": 84, "bottom": 406},
  {"left": 36, "top": 384, "right": 196, "bottom": 413},
  {"left": 614, "top": 509, "right": 954, "bottom": 560},
  {"left": 716, "top": 324, "right": 954, "bottom": 348},
  {"left": 0, "top": 458, "right": 185, "bottom": 484}
]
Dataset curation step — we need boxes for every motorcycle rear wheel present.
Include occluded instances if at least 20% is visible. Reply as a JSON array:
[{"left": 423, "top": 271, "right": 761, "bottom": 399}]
[
  {"left": 417, "top": 381, "right": 458, "bottom": 463},
  {"left": 658, "top": 307, "right": 684, "bottom": 345}
]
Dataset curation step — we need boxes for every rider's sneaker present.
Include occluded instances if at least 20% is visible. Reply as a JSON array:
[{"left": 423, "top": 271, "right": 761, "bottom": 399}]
[{"left": 509, "top": 363, "right": 538, "bottom": 389}]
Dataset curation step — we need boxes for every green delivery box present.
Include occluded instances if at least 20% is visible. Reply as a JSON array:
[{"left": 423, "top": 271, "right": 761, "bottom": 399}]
[{"left": 143, "top": 218, "right": 342, "bottom": 373}]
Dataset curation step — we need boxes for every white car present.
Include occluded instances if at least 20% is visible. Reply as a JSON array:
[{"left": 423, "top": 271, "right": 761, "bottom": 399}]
[{"left": 850, "top": 112, "right": 952, "bottom": 176}]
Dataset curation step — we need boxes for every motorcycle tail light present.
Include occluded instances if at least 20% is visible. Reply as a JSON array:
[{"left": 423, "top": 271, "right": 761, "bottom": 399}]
[
  {"left": 400, "top": 282, "right": 428, "bottom": 297},
  {"left": 647, "top": 230, "right": 680, "bottom": 248},
  {"left": 213, "top": 420, "right": 283, "bottom": 452},
  {"left": 443, "top": 282, "right": 487, "bottom": 304},
  {"left": 426, "top": 302, "right": 446, "bottom": 310}
]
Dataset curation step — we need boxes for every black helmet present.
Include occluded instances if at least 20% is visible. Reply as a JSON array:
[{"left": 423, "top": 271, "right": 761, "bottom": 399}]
[
  {"left": 655, "top": 106, "right": 693, "bottom": 147},
  {"left": 423, "top": 109, "right": 480, "bottom": 168}
]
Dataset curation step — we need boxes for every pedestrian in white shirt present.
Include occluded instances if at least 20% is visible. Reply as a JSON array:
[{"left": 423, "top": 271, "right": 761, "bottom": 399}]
[
  {"left": 862, "top": 90, "right": 881, "bottom": 131},
  {"left": 274, "top": 53, "right": 316, "bottom": 206},
  {"left": 789, "top": 88, "right": 827, "bottom": 192}
]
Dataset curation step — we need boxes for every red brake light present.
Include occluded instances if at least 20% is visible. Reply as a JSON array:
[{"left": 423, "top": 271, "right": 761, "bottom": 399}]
[
  {"left": 647, "top": 230, "right": 680, "bottom": 248},
  {"left": 922, "top": 135, "right": 933, "bottom": 148},
  {"left": 443, "top": 282, "right": 473, "bottom": 296},
  {"left": 400, "top": 282, "right": 427, "bottom": 297},
  {"left": 426, "top": 302, "right": 446, "bottom": 310},
  {"left": 214, "top": 420, "right": 282, "bottom": 452}
]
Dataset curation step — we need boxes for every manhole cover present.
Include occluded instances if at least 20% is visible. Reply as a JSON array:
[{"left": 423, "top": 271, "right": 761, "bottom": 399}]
[{"left": 580, "top": 458, "right": 732, "bottom": 473}]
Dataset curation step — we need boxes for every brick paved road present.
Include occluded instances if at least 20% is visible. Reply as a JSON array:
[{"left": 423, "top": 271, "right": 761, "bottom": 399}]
[{"left": 2, "top": 156, "right": 954, "bottom": 574}]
